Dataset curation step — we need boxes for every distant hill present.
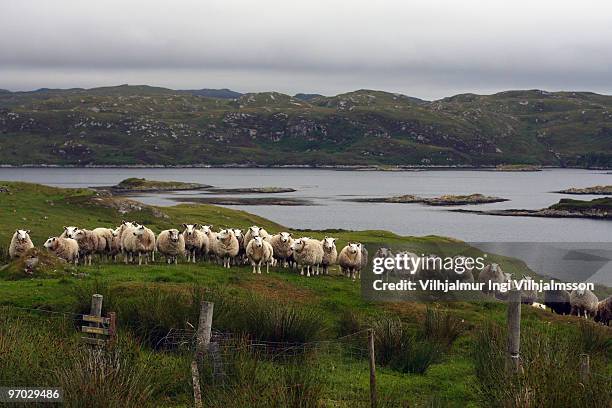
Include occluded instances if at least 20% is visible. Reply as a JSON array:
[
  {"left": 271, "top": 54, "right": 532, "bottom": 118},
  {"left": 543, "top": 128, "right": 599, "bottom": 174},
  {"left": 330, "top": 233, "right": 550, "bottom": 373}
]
[
  {"left": 184, "top": 88, "right": 242, "bottom": 99},
  {"left": 294, "top": 93, "right": 325, "bottom": 101},
  {"left": 0, "top": 85, "right": 610, "bottom": 167}
]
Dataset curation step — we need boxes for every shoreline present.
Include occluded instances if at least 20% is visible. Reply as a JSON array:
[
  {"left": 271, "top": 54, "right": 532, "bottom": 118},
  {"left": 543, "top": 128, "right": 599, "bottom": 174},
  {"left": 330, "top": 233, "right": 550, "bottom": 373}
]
[{"left": 0, "top": 164, "right": 609, "bottom": 171}]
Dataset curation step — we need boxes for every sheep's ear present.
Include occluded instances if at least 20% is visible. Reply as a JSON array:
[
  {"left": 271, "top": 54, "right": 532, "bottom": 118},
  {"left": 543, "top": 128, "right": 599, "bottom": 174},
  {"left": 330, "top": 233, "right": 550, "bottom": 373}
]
[
  {"left": 63, "top": 226, "right": 68, "bottom": 230},
  {"left": 324, "top": 236, "right": 328, "bottom": 239},
  {"left": 26, "top": 230, "right": 31, "bottom": 234},
  {"left": 182, "top": 223, "right": 187, "bottom": 228},
  {"left": 332, "top": 238, "right": 336, "bottom": 242},
  {"left": 194, "top": 223, "right": 200, "bottom": 228}
]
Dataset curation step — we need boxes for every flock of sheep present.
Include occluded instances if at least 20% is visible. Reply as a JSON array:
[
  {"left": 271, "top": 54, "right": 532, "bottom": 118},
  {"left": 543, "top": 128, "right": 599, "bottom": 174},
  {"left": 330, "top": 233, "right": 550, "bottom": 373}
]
[
  {"left": 8, "top": 223, "right": 368, "bottom": 278},
  {"left": 7, "top": 226, "right": 611, "bottom": 326}
]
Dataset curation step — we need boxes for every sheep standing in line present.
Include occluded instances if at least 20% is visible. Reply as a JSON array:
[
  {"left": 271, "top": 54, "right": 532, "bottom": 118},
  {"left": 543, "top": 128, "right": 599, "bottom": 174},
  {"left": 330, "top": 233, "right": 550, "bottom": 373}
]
[
  {"left": 73, "top": 229, "right": 103, "bottom": 266},
  {"left": 108, "top": 227, "right": 123, "bottom": 262},
  {"left": 199, "top": 225, "right": 217, "bottom": 262},
  {"left": 123, "top": 224, "right": 156, "bottom": 265},
  {"left": 44, "top": 237, "right": 79, "bottom": 265},
  {"left": 478, "top": 263, "right": 507, "bottom": 294},
  {"left": 9, "top": 229, "right": 34, "bottom": 259},
  {"left": 374, "top": 248, "right": 395, "bottom": 279},
  {"left": 215, "top": 229, "right": 239, "bottom": 268},
  {"left": 320, "top": 237, "right": 338, "bottom": 275},
  {"left": 244, "top": 226, "right": 270, "bottom": 248},
  {"left": 116, "top": 221, "right": 138, "bottom": 263},
  {"left": 233, "top": 228, "right": 246, "bottom": 265},
  {"left": 338, "top": 243, "right": 363, "bottom": 280},
  {"left": 291, "top": 238, "right": 324, "bottom": 277},
  {"left": 570, "top": 288, "right": 599, "bottom": 318},
  {"left": 157, "top": 229, "right": 185, "bottom": 264},
  {"left": 182, "top": 224, "right": 208, "bottom": 263},
  {"left": 269, "top": 232, "right": 294, "bottom": 268},
  {"left": 543, "top": 289, "right": 571, "bottom": 315},
  {"left": 246, "top": 236, "right": 274, "bottom": 274},
  {"left": 595, "top": 296, "right": 612, "bottom": 326},
  {"left": 92, "top": 227, "right": 114, "bottom": 260}
]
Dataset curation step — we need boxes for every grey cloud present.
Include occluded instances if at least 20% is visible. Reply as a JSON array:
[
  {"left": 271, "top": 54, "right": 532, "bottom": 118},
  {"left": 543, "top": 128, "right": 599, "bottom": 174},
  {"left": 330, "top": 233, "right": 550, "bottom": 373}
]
[{"left": 1, "top": 0, "right": 611, "bottom": 99}]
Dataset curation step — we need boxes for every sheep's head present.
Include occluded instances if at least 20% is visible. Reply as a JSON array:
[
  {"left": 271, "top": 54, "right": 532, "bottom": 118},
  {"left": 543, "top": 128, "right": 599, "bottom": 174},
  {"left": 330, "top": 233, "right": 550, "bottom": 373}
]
[
  {"left": 168, "top": 229, "right": 180, "bottom": 242},
  {"left": 279, "top": 232, "right": 292, "bottom": 243},
  {"left": 348, "top": 243, "right": 360, "bottom": 254},
  {"left": 323, "top": 237, "right": 336, "bottom": 250},
  {"left": 44, "top": 237, "right": 56, "bottom": 249},
  {"left": 291, "top": 238, "right": 306, "bottom": 252},
  {"left": 199, "top": 225, "right": 213, "bottom": 235},
  {"left": 253, "top": 236, "right": 264, "bottom": 248},
  {"left": 111, "top": 227, "right": 120, "bottom": 237},
  {"left": 376, "top": 247, "right": 393, "bottom": 258},
  {"left": 217, "top": 229, "right": 232, "bottom": 241},
  {"left": 249, "top": 226, "right": 261, "bottom": 237},
  {"left": 133, "top": 225, "right": 146, "bottom": 236},
  {"left": 63, "top": 226, "right": 79, "bottom": 239},
  {"left": 15, "top": 229, "right": 31, "bottom": 241},
  {"left": 233, "top": 229, "right": 243, "bottom": 239},
  {"left": 182, "top": 224, "right": 199, "bottom": 236},
  {"left": 576, "top": 288, "right": 586, "bottom": 296}
]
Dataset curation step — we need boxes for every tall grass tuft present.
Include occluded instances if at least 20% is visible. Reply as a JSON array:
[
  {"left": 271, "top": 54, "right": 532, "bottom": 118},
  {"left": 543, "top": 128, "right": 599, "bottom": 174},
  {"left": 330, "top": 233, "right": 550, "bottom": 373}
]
[
  {"left": 577, "top": 321, "right": 612, "bottom": 357},
  {"left": 472, "top": 322, "right": 612, "bottom": 407},
  {"left": 55, "top": 345, "right": 155, "bottom": 408},
  {"left": 420, "top": 307, "right": 464, "bottom": 347},
  {"left": 370, "top": 315, "right": 442, "bottom": 374}
]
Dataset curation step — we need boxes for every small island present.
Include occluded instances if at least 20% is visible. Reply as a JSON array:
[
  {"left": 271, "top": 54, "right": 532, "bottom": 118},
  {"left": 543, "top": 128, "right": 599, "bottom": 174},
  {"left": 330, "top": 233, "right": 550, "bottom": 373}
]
[
  {"left": 554, "top": 185, "right": 612, "bottom": 195},
  {"left": 100, "top": 178, "right": 211, "bottom": 193},
  {"left": 348, "top": 193, "right": 508, "bottom": 206},
  {"left": 495, "top": 164, "right": 542, "bottom": 172},
  {"left": 206, "top": 187, "right": 296, "bottom": 194},
  {"left": 453, "top": 197, "right": 611, "bottom": 219},
  {"left": 171, "top": 196, "right": 312, "bottom": 206}
]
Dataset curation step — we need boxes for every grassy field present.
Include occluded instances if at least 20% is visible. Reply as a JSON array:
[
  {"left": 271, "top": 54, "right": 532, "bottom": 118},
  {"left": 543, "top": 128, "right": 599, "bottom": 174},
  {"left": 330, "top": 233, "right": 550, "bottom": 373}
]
[{"left": 0, "top": 181, "right": 610, "bottom": 407}]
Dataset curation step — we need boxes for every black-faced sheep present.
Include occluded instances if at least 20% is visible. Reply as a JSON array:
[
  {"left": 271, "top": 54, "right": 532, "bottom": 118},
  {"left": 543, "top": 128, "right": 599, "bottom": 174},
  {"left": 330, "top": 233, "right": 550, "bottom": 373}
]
[
  {"left": 338, "top": 243, "right": 363, "bottom": 280},
  {"left": 9, "top": 229, "right": 34, "bottom": 259},
  {"left": 157, "top": 229, "right": 186, "bottom": 264},
  {"left": 543, "top": 289, "right": 571, "bottom": 315},
  {"left": 246, "top": 236, "right": 274, "bottom": 274},
  {"left": 570, "top": 288, "right": 599, "bottom": 318},
  {"left": 291, "top": 237, "right": 324, "bottom": 277},
  {"left": 215, "top": 229, "right": 239, "bottom": 268},
  {"left": 44, "top": 236, "right": 79, "bottom": 265},
  {"left": 594, "top": 296, "right": 611, "bottom": 326},
  {"left": 320, "top": 237, "right": 338, "bottom": 275}
]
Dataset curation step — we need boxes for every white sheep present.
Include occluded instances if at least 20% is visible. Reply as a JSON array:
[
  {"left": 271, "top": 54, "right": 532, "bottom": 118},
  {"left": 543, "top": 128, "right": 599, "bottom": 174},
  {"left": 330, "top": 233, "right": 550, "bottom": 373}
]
[
  {"left": 44, "top": 236, "right": 79, "bottom": 265},
  {"left": 595, "top": 296, "right": 611, "bottom": 326},
  {"left": 215, "top": 229, "right": 239, "bottom": 268},
  {"left": 478, "top": 263, "right": 508, "bottom": 295},
  {"left": 199, "top": 225, "right": 217, "bottom": 261},
  {"left": 9, "top": 229, "right": 34, "bottom": 259},
  {"left": 108, "top": 226, "right": 123, "bottom": 262},
  {"left": 92, "top": 227, "right": 114, "bottom": 260},
  {"left": 244, "top": 226, "right": 270, "bottom": 248},
  {"left": 570, "top": 288, "right": 598, "bottom": 319},
  {"left": 71, "top": 228, "right": 103, "bottom": 266},
  {"left": 246, "top": 236, "right": 274, "bottom": 274},
  {"left": 291, "top": 237, "right": 324, "bottom": 277},
  {"left": 157, "top": 229, "right": 186, "bottom": 264},
  {"left": 320, "top": 237, "right": 338, "bottom": 275},
  {"left": 182, "top": 223, "right": 208, "bottom": 263},
  {"left": 117, "top": 221, "right": 139, "bottom": 262},
  {"left": 123, "top": 224, "right": 156, "bottom": 265},
  {"left": 269, "top": 232, "right": 294, "bottom": 268},
  {"left": 338, "top": 243, "right": 363, "bottom": 280},
  {"left": 232, "top": 228, "right": 246, "bottom": 265}
]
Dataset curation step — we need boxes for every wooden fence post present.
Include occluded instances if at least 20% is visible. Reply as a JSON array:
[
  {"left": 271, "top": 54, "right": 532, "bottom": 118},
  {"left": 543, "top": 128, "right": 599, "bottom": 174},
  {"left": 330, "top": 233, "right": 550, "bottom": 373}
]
[
  {"left": 192, "top": 301, "right": 214, "bottom": 408},
  {"left": 368, "top": 328, "right": 377, "bottom": 408},
  {"left": 507, "top": 285, "right": 521, "bottom": 374},
  {"left": 90, "top": 294, "right": 103, "bottom": 327},
  {"left": 580, "top": 354, "right": 590, "bottom": 383},
  {"left": 195, "top": 301, "right": 214, "bottom": 363}
]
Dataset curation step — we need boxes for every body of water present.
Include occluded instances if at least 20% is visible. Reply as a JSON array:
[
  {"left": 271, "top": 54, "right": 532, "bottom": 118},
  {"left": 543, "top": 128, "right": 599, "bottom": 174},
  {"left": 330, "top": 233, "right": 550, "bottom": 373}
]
[{"left": 1, "top": 167, "right": 610, "bottom": 284}]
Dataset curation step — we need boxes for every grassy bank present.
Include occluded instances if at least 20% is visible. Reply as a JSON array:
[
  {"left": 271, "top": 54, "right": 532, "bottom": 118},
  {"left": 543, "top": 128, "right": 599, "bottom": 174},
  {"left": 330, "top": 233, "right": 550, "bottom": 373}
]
[{"left": 0, "top": 181, "right": 610, "bottom": 407}]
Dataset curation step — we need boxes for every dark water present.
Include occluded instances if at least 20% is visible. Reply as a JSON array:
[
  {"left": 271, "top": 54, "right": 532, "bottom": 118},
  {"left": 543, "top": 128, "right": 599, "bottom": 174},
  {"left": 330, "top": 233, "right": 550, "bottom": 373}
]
[{"left": 1, "top": 167, "right": 610, "bottom": 284}]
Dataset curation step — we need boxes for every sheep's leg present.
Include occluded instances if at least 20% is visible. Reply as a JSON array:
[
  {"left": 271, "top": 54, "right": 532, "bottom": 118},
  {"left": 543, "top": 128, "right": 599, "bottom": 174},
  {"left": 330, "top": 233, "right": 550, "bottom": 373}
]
[
  {"left": 138, "top": 252, "right": 142, "bottom": 266},
  {"left": 300, "top": 266, "right": 304, "bottom": 276},
  {"left": 306, "top": 265, "right": 311, "bottom": 277},
  {"left": 252, "top": 262, "right": 256, "bottom": 274},
  {"left": 257, "top": 262, "right": 261, "bottom": 274},
  {"left": 266, "top": 262, "right": 269, "bottom": 274},
  {"left": 192, "top": 250, "right": 196, "bottom": 264}
]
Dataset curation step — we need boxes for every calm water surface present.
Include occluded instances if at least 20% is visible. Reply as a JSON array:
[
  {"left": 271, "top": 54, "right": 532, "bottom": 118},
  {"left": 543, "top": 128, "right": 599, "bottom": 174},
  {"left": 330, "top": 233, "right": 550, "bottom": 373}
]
[{"left": 1, "top": 168, "right": 610, "bottom": 284}]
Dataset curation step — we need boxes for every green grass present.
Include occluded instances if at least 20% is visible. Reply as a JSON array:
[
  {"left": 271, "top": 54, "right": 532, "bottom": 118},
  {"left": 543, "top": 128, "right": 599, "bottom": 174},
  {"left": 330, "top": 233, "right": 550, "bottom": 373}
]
[{"left": 0, "top": 181, "right": 610, "bottom": 407}]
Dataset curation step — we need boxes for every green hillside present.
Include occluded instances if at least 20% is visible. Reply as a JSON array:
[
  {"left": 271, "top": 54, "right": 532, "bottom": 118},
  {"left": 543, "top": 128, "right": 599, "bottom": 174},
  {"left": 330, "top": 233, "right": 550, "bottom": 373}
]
[{"left": 0, "top": 86, "right": 611, "bottom": 167}]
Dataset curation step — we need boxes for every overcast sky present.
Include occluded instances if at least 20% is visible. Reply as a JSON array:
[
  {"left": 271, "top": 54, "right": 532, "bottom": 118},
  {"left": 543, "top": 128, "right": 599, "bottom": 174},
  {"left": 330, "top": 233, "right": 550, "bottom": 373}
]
[{"left": 1, "top": 0, "right": 611, "bottom": 100}]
